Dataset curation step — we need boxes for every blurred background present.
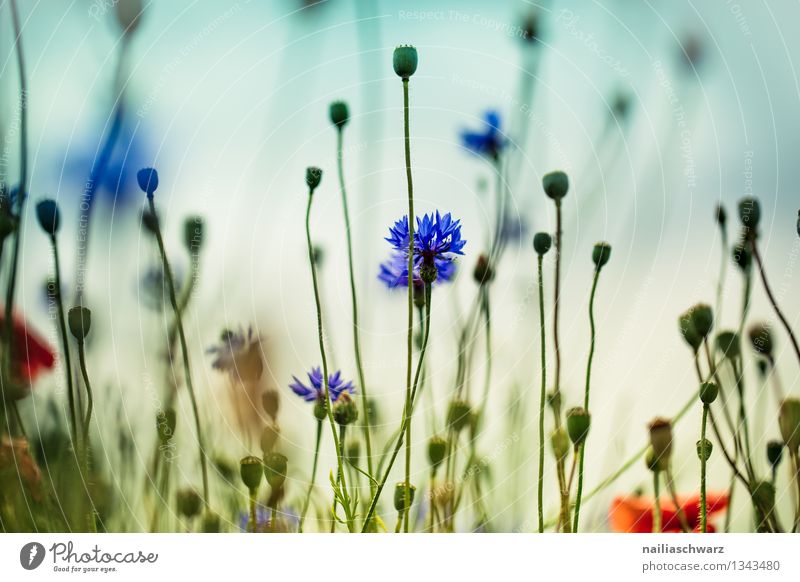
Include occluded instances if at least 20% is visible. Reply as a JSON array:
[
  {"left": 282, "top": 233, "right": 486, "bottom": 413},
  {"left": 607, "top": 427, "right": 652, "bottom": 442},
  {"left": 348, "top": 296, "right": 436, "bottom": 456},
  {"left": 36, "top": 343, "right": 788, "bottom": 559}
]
[{"left": 2, "top": 0, "right": 800, "bottom": 531}]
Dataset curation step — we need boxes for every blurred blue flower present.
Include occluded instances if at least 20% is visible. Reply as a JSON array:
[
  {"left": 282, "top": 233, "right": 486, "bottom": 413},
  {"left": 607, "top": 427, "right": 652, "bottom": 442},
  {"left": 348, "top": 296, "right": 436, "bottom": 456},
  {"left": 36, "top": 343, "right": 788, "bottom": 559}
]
[
  {"left": 239, "top": 506, "right": 270, "bottom": 532},
  {"left": 207, "top": 327, "right": 264, "bottom": 381},
  {"left": 460, "top": 110, "right": 506, "bottom": 160},
  {"left": 378, "top": 251, "right": 456, "bottom": 289},
  {"left": 290, "top": 367, "right": 355, "bottom": 402}
]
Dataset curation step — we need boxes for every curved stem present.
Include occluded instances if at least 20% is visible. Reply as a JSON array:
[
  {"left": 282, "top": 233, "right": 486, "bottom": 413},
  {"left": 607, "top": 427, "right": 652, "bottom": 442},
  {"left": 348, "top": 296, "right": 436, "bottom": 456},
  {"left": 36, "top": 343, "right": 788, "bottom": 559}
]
[
  {"left": 362, "top": 283, "right": 431, "bottom": 531},
  {"left": 700, "top": 404, "right": 709, "bottom": 533},
  {"left": 665, "top": 467, "right": 691, "bottom": 532},
  {"left": 573, "top": 267, "right": 602, "bottom": 532},
  {"left": 147, "top": 198, "right": 209, "bottom": 509},
  {"left": 298, "top": 418, "right": 323, "bottom": 532},
  {"left": 50, "top": 236, "right": 78, "bottom": 445},
  {"left": 77, "top": 342, "right": 94, "bottom": 447},
  {"left": 536, "top": 255, "right": 546, "bottom": 533},
  {"left": 335, "top": 127, "right": 374, "bottom": 491},
  {"left": 304, "top": 189, "right": 353, "bottom": 530}
]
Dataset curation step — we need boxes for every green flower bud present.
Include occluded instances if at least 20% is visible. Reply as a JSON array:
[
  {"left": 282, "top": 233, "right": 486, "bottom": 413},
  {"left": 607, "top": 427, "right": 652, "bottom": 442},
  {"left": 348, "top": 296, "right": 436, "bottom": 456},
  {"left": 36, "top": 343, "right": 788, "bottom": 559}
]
[
  {"left": 393, "top": 45, "right": 418, "bottom": 78},
  {"left": 696, "top": 438, "right": 713, "bottom": 461},
  {"left": 738, "top": 196, "right": 760, "bottom": 234},
  {"left": 644, "top": 447, "right": 660, "bottom": 473},
  {"left": 699, "top": 382, "right": 718, "bottom": 405},
  {"left": 757, "top": 358, "right": 769, "bottom": 378},
  {"left": 140, "top": 208, "right": 159, "bottom": 236},
  {"left": 547, "top": 390, "right": 561, "bottom": 413},
  {"left": 333, "top": 393, "right": 359, "bottom": 426},
  {"left": 779, "top": 398, "right": 800, "bottom": 452},
  {"left": 678, "top": 309, "right": 702, "bottom": 352},
  {"left": 447, "top": 400, "right": 472, "bottom": 433},
  {"left": 715, "top": 330, "right": 740, "bottom": 360},
  {"left": 715, "top": 203, "right": 727, "bottom": 228},
  {"left": 394, "top": 482, "right": 416, "bottom": 512},
  {"left": 566, "top": 407, "right": 591, "bottom": 447},
  {"left": 305, "top": 166, "right": 322, "bottom": 191},
  {"left": 550, "top": 428, "right": 569, "bottom": 462},
  {"left": 176, "top": 488, "right": 202, "bottom": 519},
  {"left": 689, "top": 303, "right": 713, "bottom": 339},
  {"left": 201, "top": 512, "right": 221, "bottom": 533},
  {"left": 263, "top": 452, "right": 288, "bottom": 489},
  {"left": 156, "top": 408, "right": 177, "bottom": 445},
  {"left": 329, "top": 101, "right": 350, "bottom": 128},
  {"left": 473, "top": 254, "right": 494, "bottom": 286},
  {"left": 533, "top": 232, "right": 552, "bottom": 256},
  {"left": 67, "top": 306, "right": 92, "bottom": 341},
  {"left": 35, "top": 199, "right": 61, "bottom": 236},
  {"left": 592, "top": 242, "right": 611, "bottom": 269},
  {"left": 183, "top": 215, "right": 204, "bottom": 253},
  {"left": 262, "top": 389, "right": 279, "bottom": 421},
  {"left": 259, "top": 421, "right": 280, "bottom": 455},
  {"left": 428, "top": 435, "right": 447, "bottom": 470},
  {"left": 542, "top": 170, "right": 569, "bottom": 201},
  {"left": 240, "top": 455, "right": 263, "bottom": 492},
  {"left": 732, "top": 241, "right": 751, "bottom": 271},
  {"left": 751, "top": 480, "right": 775, "bottom": 521},
  {"left": 648, "top": 417, "right": 673, "bottom": 470},
  {"left": 313, "top": 396, "right": 327, "bottom": 421},
  {"left": 420, "top": 263, "right": 438, "bottom": 284},
  {"left": 766, "top": 440, "right": 783, "bottom": 469},
  {"left": 748, "top": 322, "right": 773, "bottom": 357}
]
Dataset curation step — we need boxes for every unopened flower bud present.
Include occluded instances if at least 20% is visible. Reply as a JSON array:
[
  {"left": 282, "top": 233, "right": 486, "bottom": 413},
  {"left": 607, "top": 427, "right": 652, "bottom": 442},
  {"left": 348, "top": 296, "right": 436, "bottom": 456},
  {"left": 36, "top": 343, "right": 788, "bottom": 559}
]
[
  {"left": 542, "top": 170, "right": 569, "bottom": 201},
  {"left": 738, "top": 196, "right": 760, "bottom": 234},
  {"left": 183, "top": 215, "right": 204, "bottom": 253},
  {"left": 779, "top": 398, "right": 800, "bottom": 452},
  {"left": 176, "top": 488, "right": 202, "bottom": 519},
  {"left": 137, "top": 167, "right": 159, "bottom": 198},
  {"left": 447, "top": 400, "right": 472, "bottom": 432},
  {"left": 648, "top": 417, "right": 673, "bottom": 470},
  {"left": 547, "top": 391, "right": 561, "bottom": 413},
  {"left": 748, "top": 322, "right": 773, "bottom": 357},
  {"left": 305, "top": 167, "right": 322, "bottom": 191},
  {"left": 566, "top": 407, "right": 591, "bottom": 447},
  {"left": 644, "top": 447, "right": 660, "bottom": 473},
  {"left": 35, "top": 199, "right": 60, "bottom": 236},
  {"left": 732, "top": 241, "right": 751, "bottom": 271},
  {"left": 696, "top": 438, "right": 713, "bottom": 461},
  {"left": 715, "top": 203, "right": 727, "bottom": 228},
  {"left": 240, "top": 456, "right": 263, "bottom": 492},
  {"left": 67, "top": 306, "right": 92, "bottom": 341},
  {"left": 420, "top": 263, "right": 438, "bottom": 284},
  {"left": 473, "top": 254, "right": 494, "bottom": 285},
  {"left": 115, "top": 0, "right": 143, "bottom": 35},
  {"left": 428, "top": 435, "right": 447, "bottom": 470},
  {"left": 263, "top": 452, "right": 288, "bottom": 489},
  {"left": 690, "top": 303, "right": 713, "bottom": 339},
  {"left": 678, "top": 310, "right": 702, "bottom": 352},
  {"left": 201, "top": 512, "right": 221, "bottom": 533},
  {"left": 533, "top": 232, "right": 552, "bottom": 256},
  {"left": 313, "top": 396, "right": 327, "bottom": 421},
  {"left": 393, "top": 45, "right": 418, "bottom": 79},
  {"left": 751, "top": 480, "right": 776, "bottom": 522},
  {"left": 333, "top": 393, "right": 358, "bottom": 426},
  {"left": 592, "top": 242, "right": 611, "bottom": 270},
  {"left": 766, "top": 440, "right": 783, "bottom": 469},
  {"left": 550, "top": 428, "right": 569, "bottom": 462},
  {"left": 699, "top": 382, "right": 718, "bottom": 405},
  {"left": 394, "top": 482, "right": 416, "bottom": 512},
  {"left": 715, "top": 330, "right": 740, "bottom": 360},
  {"left": 329, "top": 101, "right": 350, "bottom": 128}
]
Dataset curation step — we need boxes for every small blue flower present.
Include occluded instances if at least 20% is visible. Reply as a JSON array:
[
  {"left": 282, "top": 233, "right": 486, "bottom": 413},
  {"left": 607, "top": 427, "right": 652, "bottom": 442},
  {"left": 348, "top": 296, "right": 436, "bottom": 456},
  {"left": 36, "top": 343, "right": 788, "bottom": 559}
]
[
  {"left": 460, "top": 110, "right": 506, "bottom": 160},
  {"left": 290, "top": 367, "right": 355, "bottom": 402},
  {"left": 239, "top": 506, "right": 270, "bottom": 532},
  {"left": 137, "top": 167, "right": 159, "bottom": 198}
]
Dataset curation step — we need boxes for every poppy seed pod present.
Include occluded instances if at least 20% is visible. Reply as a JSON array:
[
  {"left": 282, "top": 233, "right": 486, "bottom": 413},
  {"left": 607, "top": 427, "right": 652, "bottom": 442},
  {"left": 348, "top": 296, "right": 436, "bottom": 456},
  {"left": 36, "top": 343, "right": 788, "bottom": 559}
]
[
  {"left": 542, "top": 170, "right": 569, "bottom": 201},
  {"left": 689, "top": 304, "right": 713, "bottom": 339},
  {"left": 715, "top": 330, "right": 740, "bottom": 360},
  {"left": 778, "top": 398, "right": 800, "bottom": 452},
  {"left": 766, "top": 440, "right": 783, "bottom": 469},
  {"left": 696, "top": 438, "right": 713, "bottom": 461},
  {"left": 156, "top": 408, "right": 176, "bottom": 445},
  {"left": 305, "top": 166, "right": 322, "bottom": 191},
  {"left": 447, "top": 400, "right": 472, "bottom": 433},
  {"left": 751, "top": 480, "right": 775, "bottom": 517},
  {"left": 737, "top": 196, "right": 760, "bottom": 233},
  {"left": 592, "top": 242, "right": 611, "bottom": 270},
  {"left": 473, "top": 254, "right": 494, "bottom": 286},
  {"left": 176, "top": 488, "right": 202, "bottom": 519},
  {"left": 35, "top": 199, "right": 60, "bottom": 236},
  {"left": 428, "top": 435, "right": 447, "bottom": 470},
  {"left": 263, "top": 452, "right": 288, "bottom": 489},
  {"left": 183, "top": 216, "right": 204, "bottom": 253},
  {"left": 648, "top": 417, "right": 673, "bottom": 470},
  {"left": 259, "top": 421, "right": 280, "bottom": 455},
  {"left": 566, "top": 407, "right": 591, "bottom": 447},
  {"left": 333, "top": 393, "right": 359, "bottom": 426},
  {"left": 329, "top": 101, "right": 349, "bottom": 128},
  {"left": 137, "top": 167, "right": 159, "bottom": 198},
  {"left": 699, "top": 382, "right": 718, "bottom": 405},
  {"left": 394, "top": 482, "right": 416, "bottom": 512},
  {"left": 748, "top": 322, "right": 773, "bottom": 357},
  {"left": 393, "top": 45, "right": 418, "bottom": 78},
  {"left": 239, "top": 456, "right": 263, "bottom": 492},
  {"left": 550, "top": 428, "right": 569, "bottom": 462},
  {"left": 533, "top": 232, "right": 552, "bottom": 256},
  {"left": 202, "top": 512, "right": 221, "bottom": 533},
  {"left": 67, "top": 306, "right": 92, "bottom": 341},
  {"left": 678, "top": 310, "right": 702, "bottom": 352}
]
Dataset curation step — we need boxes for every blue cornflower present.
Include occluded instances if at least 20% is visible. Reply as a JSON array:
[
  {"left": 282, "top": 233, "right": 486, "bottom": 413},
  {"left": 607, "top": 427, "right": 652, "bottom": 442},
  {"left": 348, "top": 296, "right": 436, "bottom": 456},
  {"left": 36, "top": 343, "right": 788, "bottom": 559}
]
[
  {"left": 381, "top": 211, "right": 466, "bottom": 287},
  {"left": 290, "top": 367, "right": 355, "bottom": 402},
  {"left": 460, "top": 110, "right": 506, "bottom": 160}
]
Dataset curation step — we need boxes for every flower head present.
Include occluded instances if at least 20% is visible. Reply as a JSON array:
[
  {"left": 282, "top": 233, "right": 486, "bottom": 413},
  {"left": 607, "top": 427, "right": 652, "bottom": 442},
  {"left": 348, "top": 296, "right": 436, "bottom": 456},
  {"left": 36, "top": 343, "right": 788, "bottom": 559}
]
[
  {"left": 137, "top": 167, "right": 159, "bottom": 198},
  {"left": 207, "top": 326, "right": 263, "bottom": 382},
  {"left": 460, "top": 111, "right": 506, "bottom": 161},
  {"left": 289, "top": 367, "right": 355, "bottom": 403},
  {"left": 378, "top": 251, "right": 456, "bottom": 289},
  {"left": 609, "top": 491, "right": 728, "bottom": 533}
]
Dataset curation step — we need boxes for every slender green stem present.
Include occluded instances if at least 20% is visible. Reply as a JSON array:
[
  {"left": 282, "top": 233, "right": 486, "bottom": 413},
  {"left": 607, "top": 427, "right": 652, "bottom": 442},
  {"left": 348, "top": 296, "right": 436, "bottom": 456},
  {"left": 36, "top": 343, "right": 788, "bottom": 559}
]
[
  {"left": 552, "top": 200, "right": 563, "bottom": 418},
  {"left": 49, "top": 236, "right": 78, "bottom": 445},
  {"left": 299, "top": 419, "right": 323, "bottom": 532},
  {"left": 665, "top": 467, "right": 690, "bottom": 532},
  {"left": 77, "top": 342, "right": 94, "bottom": 444},
  {"left": 248, "top": 489, "right": 257, "bottom": 533},
  {"left": 652, "top": 470, "right": 662, "bottom": 533},
  {"left": 335, "top": 127, "right": 375, "bottom": 491},
  {"left": 304, "top": 189, "right": 353, "bottom": 531},
  {"left": 401, "top": 76, "right": 416, "bottom": 533},
  {"left": 536, "top": 255, "right": 546, "bottom": 533},
  {"left": 700, "top": 404, "right": 709, "bottom": 533},
  {"left": 362, "top": 283, "right": 431, "bottom": 531},
  {"left": 573, "top": 267, "right": 602, "bottom": 532},
  {"left": 715, "top": 221, "right": 728, "bottom": 324},
  {"left": 147, "top": 197, "right": 209, "bottom": 509}
]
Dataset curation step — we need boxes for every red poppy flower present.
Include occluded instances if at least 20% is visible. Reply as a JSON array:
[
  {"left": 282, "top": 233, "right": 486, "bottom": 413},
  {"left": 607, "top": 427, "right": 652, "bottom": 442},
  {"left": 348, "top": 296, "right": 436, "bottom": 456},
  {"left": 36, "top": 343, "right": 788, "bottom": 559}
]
[
  {"left": 609, "top": 492, "right": 728, "bottom": 533},
  {"left": 0, "top": 311, "right": 55, "bottom": 394}
]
